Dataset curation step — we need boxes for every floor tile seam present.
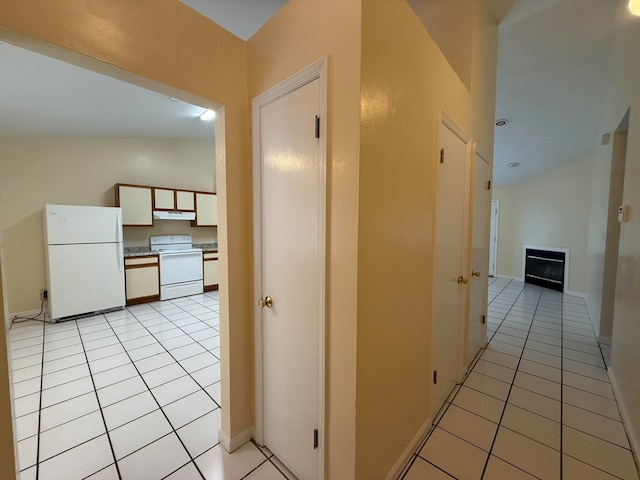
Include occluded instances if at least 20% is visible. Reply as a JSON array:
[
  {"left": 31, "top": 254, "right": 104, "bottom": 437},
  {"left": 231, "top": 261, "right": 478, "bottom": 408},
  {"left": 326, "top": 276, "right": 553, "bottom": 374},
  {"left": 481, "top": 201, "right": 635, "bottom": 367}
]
[
  {"left": 74, "top": 320, "right": 123, "bottom": 479},
  {"left": 499, "top": 419, "right": 562, "bottom": 453},
  {"left": 562, "top": 422, "right": 632, "bottom": 451},
  {"left": 437, "top": 420, "right": 499, "bottom": 454},
  {"left": 562, "top": 399, "right": 621, "bottom": 422},
  {"left": 266, "top": 455, "right": 303, "bottom": 480},
  {"left": 34, "top": 317, "right": 47, "bottom": 480},
  {"left": 487, "top": 279, "right": 518, "bottom": 307},
  {"left": 523, "top": 345, "right": 562, "bottom": 358},
  {"left": 561, "top": 452, "right": 630, "bottom": 480},
  {"left": 475, "top": 356, "right": 519, "bottom": 371},
  {"left": 397, "top": 454, "right": 419, "bottom": 480},
  {"left": 141, "top": 306, "right": 221, "bottom": 363},
  {"left": 159, "top": 460, "right": 206, "bottom": 480},
  {"left": 413, "top": 453, "right": 461, "bottom": 479},
  {"left": 38, "top": 431, "right": 108, "bottom": 465},
  {"left": 486, "top": 454, "right": 546, "bottom": 480},
  {"left": 239, "top": 457, "right": 272, "bottom": 480},
  {"left": 562, "top": 370, "right": 613, "bottom": 387},
  {"left": 480, "top": 284, "right": 544, "bottom": 479},
  {"left": 470, "top": 369, "right": 516, "bottom": 385},
  {"left": 101, "top": 316, "right": 207, "bottom": 479},
  {"left": 38, "top": 404, "right": 102, "bottom": 435},
  {"left": 562, "top": 383, "right": 615, "bottom": 400}
]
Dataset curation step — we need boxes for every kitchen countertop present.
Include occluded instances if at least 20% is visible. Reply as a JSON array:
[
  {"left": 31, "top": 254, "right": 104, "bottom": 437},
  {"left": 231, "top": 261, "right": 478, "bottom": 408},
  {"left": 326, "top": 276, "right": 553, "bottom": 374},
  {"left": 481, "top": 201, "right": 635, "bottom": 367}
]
[{"left": 124, "top": 243, "right": 218, "bottom": 258}]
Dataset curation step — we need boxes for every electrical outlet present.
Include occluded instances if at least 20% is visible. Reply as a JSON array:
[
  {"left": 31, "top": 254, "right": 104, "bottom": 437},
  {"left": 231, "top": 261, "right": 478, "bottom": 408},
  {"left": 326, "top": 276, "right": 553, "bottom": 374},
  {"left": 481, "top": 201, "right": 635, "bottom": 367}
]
[{"left": 40, "top": 289, "right": 48, "bottom": 301}]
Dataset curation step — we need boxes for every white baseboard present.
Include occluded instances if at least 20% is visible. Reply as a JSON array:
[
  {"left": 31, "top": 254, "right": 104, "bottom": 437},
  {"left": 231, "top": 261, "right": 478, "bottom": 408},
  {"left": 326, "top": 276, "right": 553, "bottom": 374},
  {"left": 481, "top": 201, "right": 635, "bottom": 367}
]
[
  {"left": 608, "top": 367, "right": 640, "bottom": 472},
  {"left": 218, "top": 427, "right": 253, "bottom": 453},
  {"left": 566, "top": 290, "right": 586, "bottom": 299},
  {"left": 598, "top": 336, "right": 612, "bottom": 345},
  {"left": 385, "top": 417, "right": 433, "bottom": 480}
]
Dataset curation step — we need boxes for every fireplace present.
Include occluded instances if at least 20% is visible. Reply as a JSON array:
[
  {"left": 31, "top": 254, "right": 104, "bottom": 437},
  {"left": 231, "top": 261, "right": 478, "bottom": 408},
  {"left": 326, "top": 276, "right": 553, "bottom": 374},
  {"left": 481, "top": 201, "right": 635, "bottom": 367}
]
[{"left": 523, "top": 246, "right": 568, "bottom": 292}]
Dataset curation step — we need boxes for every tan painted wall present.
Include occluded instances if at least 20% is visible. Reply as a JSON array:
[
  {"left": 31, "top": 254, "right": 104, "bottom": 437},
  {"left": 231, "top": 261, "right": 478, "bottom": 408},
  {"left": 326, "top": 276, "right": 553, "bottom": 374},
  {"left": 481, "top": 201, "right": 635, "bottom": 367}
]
[
  {"left": 0, "top": 0, "right": 254, "bottom": 450},
  {"left": 356, "top": 0, "right": 497, "bottom": 477},
  {"left": 0, "top": 137, "right": 216, "bottom": 316},
  {"left": 247, "top": 1, "right": 362, "bottom": 477},
  {"left": 599, "top": 2, "right": 640, "bottom": 453},
  {"left": 0, "top": 238, "right": 18, "bottom": 478},
  {"left": 489, "top": 155, "right": 595, "bottom": 294}
]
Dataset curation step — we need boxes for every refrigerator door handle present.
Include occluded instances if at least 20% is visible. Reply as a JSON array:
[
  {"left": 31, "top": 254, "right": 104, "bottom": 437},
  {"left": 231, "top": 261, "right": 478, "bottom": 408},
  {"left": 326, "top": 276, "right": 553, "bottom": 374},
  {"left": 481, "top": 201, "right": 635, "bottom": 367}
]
[{"left": 116, "top": 212, "right": 123, "bottom": 243}]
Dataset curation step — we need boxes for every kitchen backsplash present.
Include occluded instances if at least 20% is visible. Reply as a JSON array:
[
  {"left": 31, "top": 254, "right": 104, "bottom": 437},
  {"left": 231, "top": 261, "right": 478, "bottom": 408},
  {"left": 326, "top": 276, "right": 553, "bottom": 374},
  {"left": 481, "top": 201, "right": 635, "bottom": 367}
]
[{"left": 122, "top": 219, "right": 217, "bottom": 247}]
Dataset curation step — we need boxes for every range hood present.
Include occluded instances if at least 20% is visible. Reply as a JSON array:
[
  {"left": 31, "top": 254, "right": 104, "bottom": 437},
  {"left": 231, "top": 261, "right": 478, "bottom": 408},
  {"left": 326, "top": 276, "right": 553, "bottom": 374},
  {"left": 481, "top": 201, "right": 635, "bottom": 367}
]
[{"left": 153, "top": 210, "right": 196, "bottom": 221}]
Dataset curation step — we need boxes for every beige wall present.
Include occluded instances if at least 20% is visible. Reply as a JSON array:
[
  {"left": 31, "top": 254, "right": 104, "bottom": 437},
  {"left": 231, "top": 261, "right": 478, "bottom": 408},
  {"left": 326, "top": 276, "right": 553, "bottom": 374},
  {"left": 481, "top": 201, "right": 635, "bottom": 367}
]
[
  {"left": 248, "top": 1, "right": 362, "bottom": 477},
  {"left": 0, "top": 239, "right": 18, "bottom": 477},
  {"left": 356, "top": 0, "right": 497, "bottom": 477},
  {"left": 598, "top": 1, "right": 640, "bottom": 455},
  {"left": 490, "top": 155, "right": 595, "bottom": 294},
  {"left": 0, "top": 0, "right": 255, "bottom": 452},
  {"left": 0, "top": 137, "right": 216, "bottom": 315}
]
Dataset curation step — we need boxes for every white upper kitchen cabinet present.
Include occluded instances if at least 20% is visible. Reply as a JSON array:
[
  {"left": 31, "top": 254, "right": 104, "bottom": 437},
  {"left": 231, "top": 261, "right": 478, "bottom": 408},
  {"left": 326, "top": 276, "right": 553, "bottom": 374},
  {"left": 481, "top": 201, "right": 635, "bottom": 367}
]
[
  {"left": 116, "top": 184, "right": 153, "bottom": 226},
  {"left": 194, "top": 192, "right": 217, "bottom": 226},
  {"left": 154, "top": 188, "right": 175, "bottom": 210},
  {"left": 176, "top": 190, "right": 195, "bottom": 211}
]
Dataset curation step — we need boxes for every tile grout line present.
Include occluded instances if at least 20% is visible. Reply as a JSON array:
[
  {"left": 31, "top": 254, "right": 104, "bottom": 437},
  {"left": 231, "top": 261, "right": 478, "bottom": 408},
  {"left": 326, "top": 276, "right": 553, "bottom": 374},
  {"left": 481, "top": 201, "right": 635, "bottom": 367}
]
[
  {"left": 34, "top": 318, "right": 47, "bottom": 480},
  {"left": 75, "top": 318, "right": 123, "bottom": 480},
  {"left": 125, "top": 306, "right": 221, "bottom": 409},
  {"left": 102, "top": 308, "right": 208, "bottom": 479},
  {"left": 479, "top": 283, "right": 544, "bottom": 479}
]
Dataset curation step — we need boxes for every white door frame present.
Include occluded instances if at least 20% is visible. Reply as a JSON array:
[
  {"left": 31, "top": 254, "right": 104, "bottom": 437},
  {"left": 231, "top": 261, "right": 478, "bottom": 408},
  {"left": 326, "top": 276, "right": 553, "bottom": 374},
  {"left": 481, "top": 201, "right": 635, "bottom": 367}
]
[
  {"left": 252, "top": 57, "right": 327, "bottom": 479},
  {"left": 489, "top": 199, "right": 499, "bottom": 277}
]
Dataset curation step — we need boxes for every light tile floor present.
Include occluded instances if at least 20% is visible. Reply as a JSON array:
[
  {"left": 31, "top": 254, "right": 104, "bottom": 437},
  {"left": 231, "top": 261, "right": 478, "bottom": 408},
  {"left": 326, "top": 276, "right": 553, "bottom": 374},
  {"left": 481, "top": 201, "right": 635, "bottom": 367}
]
[
  {"left": 401, "top": 278, "right": 640, "bottom": 480},
  {"left": 9, "top": 291, "right": 291, "bottom": 480}
]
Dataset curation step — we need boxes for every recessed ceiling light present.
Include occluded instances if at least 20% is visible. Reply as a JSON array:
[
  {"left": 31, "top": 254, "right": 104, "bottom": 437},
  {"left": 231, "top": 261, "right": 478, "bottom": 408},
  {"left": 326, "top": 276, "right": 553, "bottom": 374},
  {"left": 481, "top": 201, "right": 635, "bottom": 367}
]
[
  {"left": 629, "top": 0, "right": 640, "bottom": 16},
  {"left": 508, "top": 162, "right": 520, "bottom": 168},
  {"left": 495, "top": 119, "right": 508, "bottom": 127}
]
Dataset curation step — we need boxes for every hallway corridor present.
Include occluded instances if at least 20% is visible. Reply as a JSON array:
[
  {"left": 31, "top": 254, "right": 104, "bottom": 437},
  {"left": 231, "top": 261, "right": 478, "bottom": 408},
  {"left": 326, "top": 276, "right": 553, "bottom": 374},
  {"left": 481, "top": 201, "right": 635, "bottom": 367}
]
[{"left": 401, "top": 278, "right": 639, "bottom": 480}]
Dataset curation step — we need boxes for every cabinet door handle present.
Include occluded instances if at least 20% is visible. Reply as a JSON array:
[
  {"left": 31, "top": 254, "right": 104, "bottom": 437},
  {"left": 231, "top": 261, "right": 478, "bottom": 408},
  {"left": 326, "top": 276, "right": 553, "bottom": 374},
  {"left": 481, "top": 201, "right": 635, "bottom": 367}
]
[{"left": 472, "top": 270, "right": 481, "bottom": 277}]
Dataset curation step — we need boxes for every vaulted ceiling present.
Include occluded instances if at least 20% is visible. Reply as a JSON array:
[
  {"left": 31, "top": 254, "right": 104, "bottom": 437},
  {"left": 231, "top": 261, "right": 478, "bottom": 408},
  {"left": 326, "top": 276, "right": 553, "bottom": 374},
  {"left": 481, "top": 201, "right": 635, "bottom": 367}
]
[{"left": 0, "top": 0, "right": 623, "bottom": 186}]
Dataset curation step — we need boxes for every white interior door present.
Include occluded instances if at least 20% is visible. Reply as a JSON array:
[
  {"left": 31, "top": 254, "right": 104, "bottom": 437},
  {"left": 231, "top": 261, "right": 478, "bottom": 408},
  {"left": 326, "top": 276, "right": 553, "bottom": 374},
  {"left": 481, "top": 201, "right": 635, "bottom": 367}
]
[
  {"left": 430, "top": 113, "right": 470, "bottom": 421},
  {"left": 489, "top": 199, "right": 499, "bottom": 277},
  {"left": 254, "top": 61, "right": 326, "bottom": 480},
  {"left": 467, "top": 148, "right": 491, "bottom": 365}
]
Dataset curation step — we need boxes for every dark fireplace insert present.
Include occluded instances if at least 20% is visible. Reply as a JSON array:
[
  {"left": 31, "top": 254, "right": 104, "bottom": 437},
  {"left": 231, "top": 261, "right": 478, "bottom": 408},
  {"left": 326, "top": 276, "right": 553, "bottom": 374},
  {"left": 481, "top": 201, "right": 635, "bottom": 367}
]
[{"left": 525, "top": 248, "right": 565, "bottom": 292}]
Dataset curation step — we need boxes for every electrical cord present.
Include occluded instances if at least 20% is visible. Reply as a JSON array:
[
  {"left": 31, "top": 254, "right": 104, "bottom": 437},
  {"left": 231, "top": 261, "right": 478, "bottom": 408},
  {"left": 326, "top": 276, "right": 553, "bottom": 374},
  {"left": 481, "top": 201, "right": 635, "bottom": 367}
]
[{"left": 11, "top": 299, "right": 52, "bottom": 325}]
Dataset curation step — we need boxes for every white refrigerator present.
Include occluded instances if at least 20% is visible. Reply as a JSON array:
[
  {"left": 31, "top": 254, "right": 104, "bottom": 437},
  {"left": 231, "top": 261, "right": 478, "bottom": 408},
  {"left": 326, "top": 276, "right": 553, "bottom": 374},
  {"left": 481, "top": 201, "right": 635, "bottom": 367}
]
[{"left": 44, "top": 204, "right": 126, "bottom": 322}]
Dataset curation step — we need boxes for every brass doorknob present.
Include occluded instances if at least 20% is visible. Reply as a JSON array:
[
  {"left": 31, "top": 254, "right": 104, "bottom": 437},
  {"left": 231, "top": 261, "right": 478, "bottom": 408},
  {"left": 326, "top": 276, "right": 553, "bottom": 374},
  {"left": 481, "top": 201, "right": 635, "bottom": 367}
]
[
  {"left": 258, "top": 296, "right": 273, "bottom": 308},
  {"left": 472, "top": 270, "right": 481, "bottom": 277},
  {"left": 457, "top": 276, "right": 468, "bottom": 285}
]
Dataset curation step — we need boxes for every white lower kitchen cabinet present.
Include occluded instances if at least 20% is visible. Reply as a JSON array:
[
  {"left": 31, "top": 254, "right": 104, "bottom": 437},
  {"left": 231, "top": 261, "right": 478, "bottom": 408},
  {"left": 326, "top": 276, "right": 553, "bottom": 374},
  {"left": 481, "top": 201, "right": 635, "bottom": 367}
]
[
  {"left": 125, "top": 256, "right": 160, "bottom": 304},
  {"left": 203, "top": 252, "right": 219, "bottom": 291}
]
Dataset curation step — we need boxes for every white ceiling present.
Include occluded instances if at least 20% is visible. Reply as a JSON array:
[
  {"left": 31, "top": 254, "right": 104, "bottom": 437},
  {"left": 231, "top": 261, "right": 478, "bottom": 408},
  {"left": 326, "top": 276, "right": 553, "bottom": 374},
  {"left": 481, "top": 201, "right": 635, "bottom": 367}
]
[
  {"left": 491, "top": 0, "right": 619, "bottom": 186},
  {"left": 0, "top": 0, "right": 622, "bottom": 187},
  {"left": 179, "top": 0, "right": 288, "bottom": 41}
]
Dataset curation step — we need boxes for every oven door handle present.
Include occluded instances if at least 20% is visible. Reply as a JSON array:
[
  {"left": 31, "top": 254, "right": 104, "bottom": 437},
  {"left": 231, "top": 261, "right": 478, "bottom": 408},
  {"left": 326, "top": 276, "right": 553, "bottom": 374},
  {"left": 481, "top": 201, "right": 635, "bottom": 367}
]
[{"left": 159, "top": 251, "right": 202, "bottom": 257}]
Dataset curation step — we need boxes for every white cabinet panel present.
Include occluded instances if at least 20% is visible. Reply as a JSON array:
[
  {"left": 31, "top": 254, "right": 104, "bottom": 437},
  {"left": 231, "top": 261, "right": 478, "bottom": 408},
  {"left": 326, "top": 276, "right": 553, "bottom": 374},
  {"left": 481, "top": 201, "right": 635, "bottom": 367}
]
[
  {"left": 125, "top": 265, "right": 159, "bottom": 300},
  {"left": 154, "top": 189, "right": 175, "bottom": 210},
  {"left": 117, "top": 185, "right": 153, "bottom": 226},
  {"left": 176, "top": 191, "right": 195, "bottom": 211},
  {"left": 195, "top": 193, "right": 217, "bottom": 226}
]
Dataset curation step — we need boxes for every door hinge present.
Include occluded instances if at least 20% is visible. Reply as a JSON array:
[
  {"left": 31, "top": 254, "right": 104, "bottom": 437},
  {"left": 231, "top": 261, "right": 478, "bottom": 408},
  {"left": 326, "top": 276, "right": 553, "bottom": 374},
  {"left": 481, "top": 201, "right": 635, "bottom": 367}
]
[
  {"left": 487, "top": 180, "right": 492, "bottom": 190},
  {"left": 433, "top": 370, "right": 438, "bottom": 384},
  {"left": 482, "top": 314, "right": 486, "bottom": 325},
  {"left": 313, "top": 428, "right": 319, "bottom": 449},
  {"left": 315, "top": 115, "right": 320, "bottom": 139},
  {"left": 440, "top": 148, "right": 445, "bottom": 164}
]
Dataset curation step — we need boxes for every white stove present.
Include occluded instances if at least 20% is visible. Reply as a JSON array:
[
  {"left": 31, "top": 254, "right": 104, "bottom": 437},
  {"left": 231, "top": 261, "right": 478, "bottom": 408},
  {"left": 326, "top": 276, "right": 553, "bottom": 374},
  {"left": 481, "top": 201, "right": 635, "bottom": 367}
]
[{"left": 150, "top": 235, "right": 203, "bottom": 300}]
